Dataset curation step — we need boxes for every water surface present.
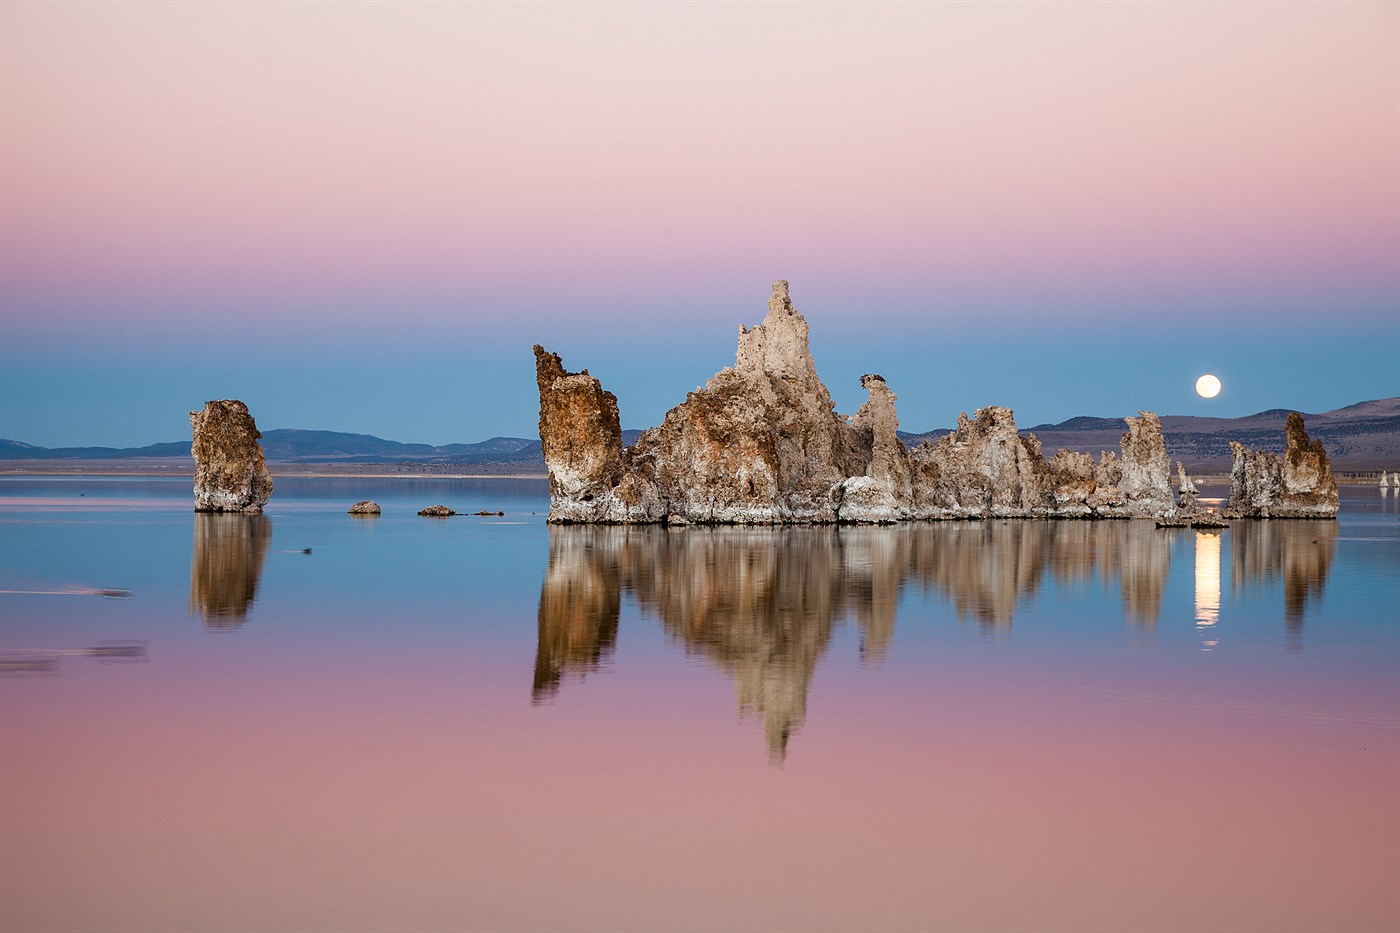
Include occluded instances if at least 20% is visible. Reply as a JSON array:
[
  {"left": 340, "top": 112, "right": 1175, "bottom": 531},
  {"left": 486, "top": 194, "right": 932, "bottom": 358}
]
[{"left": 2, "top": 478, "right": 1396, "bottom": 932}]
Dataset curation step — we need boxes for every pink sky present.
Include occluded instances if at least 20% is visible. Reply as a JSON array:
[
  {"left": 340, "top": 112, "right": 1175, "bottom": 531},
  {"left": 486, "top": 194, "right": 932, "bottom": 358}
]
[
  {"left": 1, "top": 1, "right": 1396, "bottom": 446},
  {"left": 4, "top": 1, "right": 1395, "bottom": 327}
]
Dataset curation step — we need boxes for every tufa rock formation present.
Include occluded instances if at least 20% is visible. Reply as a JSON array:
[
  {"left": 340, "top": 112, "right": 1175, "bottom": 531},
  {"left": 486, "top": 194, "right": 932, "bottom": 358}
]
[
  {"left": 418, "top": 505, "right": 456, "bottom": 517},
  {"left": 1225, "top": 412, "right": 1339, "bottom": 518},
  {"left": 348, "top": 500, "right": 381, "bottom": 515},
  {"left": 534, "top": 282, "right": 1176, "bottom": 524},
  {"left": 190, "top": 400, "right": 273, "bottom": 513}
]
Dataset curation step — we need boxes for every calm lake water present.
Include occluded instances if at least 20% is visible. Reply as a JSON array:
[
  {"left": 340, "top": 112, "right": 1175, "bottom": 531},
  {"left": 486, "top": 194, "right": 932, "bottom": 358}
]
[{"left": 1, "top": 477, "right": 1397, "bottom": 932}]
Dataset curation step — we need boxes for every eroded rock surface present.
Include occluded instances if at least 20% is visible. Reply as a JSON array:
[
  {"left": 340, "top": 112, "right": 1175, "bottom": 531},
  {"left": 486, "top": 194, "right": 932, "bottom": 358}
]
[
  {"left": 190, "top": 400, "right": 272, "bottom": 513},
  {"left": 1226, "top": 413, "right": 1339, "bottom": 518},
  {"left": 535, "top": 282, "right": 1177, "bottom": 524},
  {"left": 348, "top": 500, "right": 381, "bottom": 515}
]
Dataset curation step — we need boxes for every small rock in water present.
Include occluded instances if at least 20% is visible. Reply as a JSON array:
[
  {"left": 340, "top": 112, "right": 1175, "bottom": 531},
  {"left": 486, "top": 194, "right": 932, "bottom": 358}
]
[
  {"left": 347, "top": 500, "right": 381, "bottom": 515},
  {"left": 473, "top": 510, "right": 505, "bottom": 516},
  {"left": 418, "top": 505, "right": 456, "bottom": 517}
]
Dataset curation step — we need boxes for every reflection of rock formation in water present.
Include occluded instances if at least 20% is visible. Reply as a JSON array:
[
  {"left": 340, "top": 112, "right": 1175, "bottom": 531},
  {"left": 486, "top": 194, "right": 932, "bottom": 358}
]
[
  {"left": 533, "top": 527, "right": 621, "bottom": 702},
  {"left": 190, "top": 399, "right": 273, "bottom": 513},
  {"left": 536, "top": 520, "right": 1178, "bottom": 758},
  {"left": 1225, "top": 413, "right": 1339, "bottom": 518},
  {"left": 189, "top": 514, "right": 271, "bottom": 628},
  {"left": 1231, "top": 520, "right": 1337, "bottom": 648},
  {"left": 535, "top": 281, "right": 1174, "bottom": 524},
  {"left": 634, "top": 529, "right": 842, "bottom": 762}
]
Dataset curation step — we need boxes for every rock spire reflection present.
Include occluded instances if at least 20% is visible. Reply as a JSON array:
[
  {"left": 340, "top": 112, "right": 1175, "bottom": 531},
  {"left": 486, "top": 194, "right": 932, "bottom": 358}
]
[
  {"left": 1230, "top": 520, "right": 1337, "bottom": 649},
  {"left": 533, "top": 527, "right": 621, "bottom": 702},
  {"left": 536, "top": 518, "right": 1337, "bottom": 757},
  {"left": 189, "top": 513, "right": 271, "bottom": 628}
]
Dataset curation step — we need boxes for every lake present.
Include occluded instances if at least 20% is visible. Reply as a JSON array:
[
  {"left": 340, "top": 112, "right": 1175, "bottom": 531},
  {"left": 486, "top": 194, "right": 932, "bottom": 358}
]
[{"left": 1, "top": 477, "right": 1397, "bottom": 932}]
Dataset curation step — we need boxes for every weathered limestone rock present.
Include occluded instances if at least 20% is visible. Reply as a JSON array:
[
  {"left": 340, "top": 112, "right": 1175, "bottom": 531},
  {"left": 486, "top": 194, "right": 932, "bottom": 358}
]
[
  {"left": 1046, "top": 450, "right": 1096, "bottom": 515},
  {"left": 347, "top": 500, "right": 381, "bottom": 515},
  {"left": 1225, "top": 412, "right": 1339, "bottom": 518},
  {"left": 418, "top": 505, "right": 456, "bottom": 517},
  {"left": 190, "top": 400, "right": 272, "bottom": 513},
  {"left": 1116, "top": 412, "right": 1174, "bottom": 517},
  {"left": 533, "top": 282, "right": 1176, "bottom": 524},
  {"left": 532, "top": 346, "right": 636, "bottom": 522},
  {"left": 908, "top": 407, "right": 1054, "bottom": 518},
  {"left": 838, "top": 374, "right": 913, "bottom": 522}
]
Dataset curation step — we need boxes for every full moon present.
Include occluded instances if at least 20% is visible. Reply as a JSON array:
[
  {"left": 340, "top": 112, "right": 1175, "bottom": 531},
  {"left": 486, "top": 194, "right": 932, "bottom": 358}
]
[{"left": 1195, "top": 374, "right": 1222, "bottom": 398}]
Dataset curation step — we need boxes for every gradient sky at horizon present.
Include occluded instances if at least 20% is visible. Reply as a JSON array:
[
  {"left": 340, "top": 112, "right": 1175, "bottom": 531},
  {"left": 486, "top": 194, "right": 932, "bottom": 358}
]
[{"left": 2, "top": 0, "right": 1397, "bottom": 447}]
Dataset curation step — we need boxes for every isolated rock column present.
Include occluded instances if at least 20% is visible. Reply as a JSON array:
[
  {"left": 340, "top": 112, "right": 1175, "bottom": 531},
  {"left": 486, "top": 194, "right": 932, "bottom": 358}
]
[
  {"left": 190, "top": 399, "right": 272, "bottom": 513},
  {"left": 1118, "top": 411, "right": 1173, "bottom": 516}
]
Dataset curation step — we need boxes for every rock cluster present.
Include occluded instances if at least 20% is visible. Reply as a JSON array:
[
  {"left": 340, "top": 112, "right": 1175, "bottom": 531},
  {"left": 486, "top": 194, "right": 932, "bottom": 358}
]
[
  {"left": 534, "top": 282, "right": 1181, "bottom": 524},
  {"left": 1225, "top": 412, "right": 1339, "bottom": 518},
  {"left": 190, "top": 400, "right": 272, "bottom": 513}
]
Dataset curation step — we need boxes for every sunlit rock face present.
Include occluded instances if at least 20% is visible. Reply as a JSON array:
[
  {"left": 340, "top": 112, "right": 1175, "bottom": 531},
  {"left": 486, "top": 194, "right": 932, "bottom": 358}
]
[
  {"left": 1116, "top": 411, "right": 1175, "bottom": 516},
  {"left": 534, "top": 282, "right": 1176, "bottom": 524},
  {"left": 533, "top": 347, "right": 659, "bottom": 523},
  {"left": 1225, "top": 413, "right": 1339, "bottom": 518},
  {"left": 628, "top": 282, "right": 862, "bottom": 523},
  {"left": 189, "top": 513, "right": 270, "bottom": 627},
  {"left": 839, "top": 374, "right": 913, "bottom": 522},
  {"left": 190, "top": 400, "right": 272, "bottom": 513},
  {"left": 908, "top": 407, "right": 1054, "bottom": 518}
]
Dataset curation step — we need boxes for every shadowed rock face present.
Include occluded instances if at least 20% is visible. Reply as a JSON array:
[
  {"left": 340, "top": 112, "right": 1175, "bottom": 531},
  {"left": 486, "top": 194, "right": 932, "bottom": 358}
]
[
  {"left": 1226, "top": 413, "right": 1339, "bottom": 518},
  {"left": 534, "top": 282, "right": 1174, "bottom": 524},
  {"left": 190, "top": 400, "right": 272, "bottom": 513}
]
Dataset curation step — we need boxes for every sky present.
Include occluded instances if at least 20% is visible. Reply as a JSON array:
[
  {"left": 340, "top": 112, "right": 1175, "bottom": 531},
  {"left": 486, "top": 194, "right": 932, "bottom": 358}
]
[{"left": 1, "top": 0, "right": 1397, "bottom": 448}]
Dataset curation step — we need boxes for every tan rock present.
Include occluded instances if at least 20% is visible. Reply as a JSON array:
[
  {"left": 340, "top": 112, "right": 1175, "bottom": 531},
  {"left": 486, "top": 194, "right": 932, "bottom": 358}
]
[
  {"left": 908, "top": 407, "right": 1053, "bottom": 518},
  {"left": 190, "top": 400, "right": 272, "bottom": 513},
  {"left": 839, "top": 374, "right": 913, "bottom": 522},
  {"left": 1117, "top": 411, "right": 1174, "bottom": 516},
  {"left": 347, "top": 500, "right": 381, "bottom": 515},
  {"left": 1226, "top": 412, "right": 1339, "bottom": 517},
  {"left": 532, "top": 281, "right": 1177, "bottom": 524}
]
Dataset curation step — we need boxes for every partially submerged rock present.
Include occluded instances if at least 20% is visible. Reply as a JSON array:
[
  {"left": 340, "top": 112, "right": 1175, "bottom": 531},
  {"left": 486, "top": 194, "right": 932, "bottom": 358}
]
[
  {"left": 190, "top": 400, "right": 272, "bottom": 513},
  {"left": 1225, "top": 412, "right": 1339, "bottom": 518},
  {"left": 418, "top": 505, "right": 456, "bottom": 517},
  {"left": 347, "top": 500, "right": 381, "bottom": 515},
  {"left": 534, "top": 282, "right": 1177, "bottom": 524}
]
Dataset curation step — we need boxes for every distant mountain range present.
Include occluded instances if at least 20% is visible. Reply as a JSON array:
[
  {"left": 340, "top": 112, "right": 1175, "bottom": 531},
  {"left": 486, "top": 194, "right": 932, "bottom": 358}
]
[
  {"left": 3, "top": 399, "right": 1396, "bottom": 472},
  {"left": 0, "top": 430, "right": 545, "bottom": 466}
]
